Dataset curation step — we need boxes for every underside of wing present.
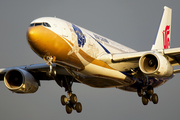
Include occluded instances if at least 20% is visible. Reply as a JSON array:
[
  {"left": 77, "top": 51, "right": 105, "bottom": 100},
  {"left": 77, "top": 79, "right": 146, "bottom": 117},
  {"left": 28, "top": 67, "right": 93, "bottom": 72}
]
[
  {"left": 0, "top": 63, "right": 71, "bottom": 81},
  {"left": 164, "top": 47, "right": 180, "bottom": 66},
  {"left": 0, "top": 63, "right": 81, "bottom": 93}
]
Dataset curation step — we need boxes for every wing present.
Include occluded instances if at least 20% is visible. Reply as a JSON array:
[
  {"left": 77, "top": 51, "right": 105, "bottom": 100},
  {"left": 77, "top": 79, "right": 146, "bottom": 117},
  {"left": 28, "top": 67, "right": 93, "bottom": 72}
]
[
  {"left": 98, "top": 47, "right": 180, "bottom": 74},
  {"left": 164, "top": 47, "right": 180, "bottom": 66},
  {"left": 111, "top": 47, "right": 180, "bottom": 66},
  {"left": 0, "top": 63, "right": 71, "bottom": 81},
  {"left": 0, "top": 63, "right": 81, "bottom": 93}
]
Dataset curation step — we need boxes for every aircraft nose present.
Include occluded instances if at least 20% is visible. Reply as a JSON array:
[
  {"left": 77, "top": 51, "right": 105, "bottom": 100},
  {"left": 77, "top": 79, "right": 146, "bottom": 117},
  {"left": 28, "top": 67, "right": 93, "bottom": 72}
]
[
  {"left": 26, "top": 26, "right": 48, "bottom": 56},
  {"left": 27, "top": 27, "right": 40, "bottom": 43}
]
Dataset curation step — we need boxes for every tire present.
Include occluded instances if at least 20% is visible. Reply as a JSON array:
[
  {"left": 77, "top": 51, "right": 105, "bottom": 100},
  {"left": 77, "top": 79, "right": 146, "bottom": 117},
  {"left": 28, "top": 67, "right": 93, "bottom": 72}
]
[
  {"left": 61, "top": 95, "right": 67, "bottom": 106},
  {"left": 152, "top": 93, "right": 158, "bottom": 104},
  {"left": 70, "top": 94, "right": 77, "bottom": 104},
  {"left": 75, "top": 102, "right": 82, "bottom": 113},
  {"left": 137, "top": 88, "right": 143, "bottom": 97},
  {"left": 142, "top": 95, "right": 149, "bottom": 105},
  {"left": 66, "top": 104, "right": 73, "bottom": 114}
]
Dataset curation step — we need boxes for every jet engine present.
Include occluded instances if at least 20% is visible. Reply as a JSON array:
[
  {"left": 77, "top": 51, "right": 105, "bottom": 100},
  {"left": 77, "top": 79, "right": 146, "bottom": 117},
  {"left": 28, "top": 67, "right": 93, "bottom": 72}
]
[
  {"left": 4, "top": 68, "right": 39, "bottom": 93},
  {"left": 139, "top": 53, "right": 173, "bottom": 77}
]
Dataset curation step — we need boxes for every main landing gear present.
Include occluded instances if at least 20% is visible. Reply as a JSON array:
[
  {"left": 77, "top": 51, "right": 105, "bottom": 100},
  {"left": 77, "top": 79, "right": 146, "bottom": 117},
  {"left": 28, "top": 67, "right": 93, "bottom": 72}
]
[
  {"left": 59, "top": 76, "right": 82, "bottom": 114},
  {"left": 61, "top": 92, "right": 82, "bottom": 114},
  {"left": 137, "top": 85, "right": 158, "bottom": 105},
  {"left": 45, "top": 56, "right": 82, "bottom": 114}
]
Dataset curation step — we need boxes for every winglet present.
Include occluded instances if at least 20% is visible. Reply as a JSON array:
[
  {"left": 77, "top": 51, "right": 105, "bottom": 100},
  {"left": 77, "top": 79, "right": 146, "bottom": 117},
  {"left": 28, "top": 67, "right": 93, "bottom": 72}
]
[{"left": 151, "top": 6, "right": 172, "bottom": 50}]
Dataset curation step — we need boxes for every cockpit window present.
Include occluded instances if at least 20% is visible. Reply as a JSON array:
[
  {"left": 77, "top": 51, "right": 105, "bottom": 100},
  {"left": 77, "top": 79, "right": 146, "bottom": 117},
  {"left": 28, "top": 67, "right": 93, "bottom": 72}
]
[
  {"left": 29, "top": 22, "right": 51, "bottom": 27},
  {"left": 29, "top": 23, "right": 34, "bottom": 27},
  {"left": 35, "top": 23, "right": 42, "bottom": 26},
  {"left": 43, "top": 23, "right": 47, "bottom": 26},
  {"left": 45, "top": 23, "right": 51, "bottom": 27},
  {"left": 43, "top": 22, "right": 51, "bottom": 27}
]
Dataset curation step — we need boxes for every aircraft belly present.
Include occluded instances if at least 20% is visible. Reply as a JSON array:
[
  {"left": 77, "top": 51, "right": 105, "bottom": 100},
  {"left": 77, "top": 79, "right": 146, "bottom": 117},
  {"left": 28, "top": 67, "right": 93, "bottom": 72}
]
[
  {"left": 109, "top": 61, "right": 139, "bottom": 72},
  {"left": 117, "top": 76, "right": 172, "bottom": 92},
  {"left": 74, "top": 62, "right": 135, "bottom": 88},
  {"left": 76, "top": 76, "right": 126, "bottom": 88}
]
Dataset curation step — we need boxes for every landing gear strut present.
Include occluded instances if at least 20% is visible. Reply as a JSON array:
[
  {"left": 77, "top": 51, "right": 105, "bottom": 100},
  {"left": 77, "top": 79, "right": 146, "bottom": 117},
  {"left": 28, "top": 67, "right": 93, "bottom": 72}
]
[
  {"left": 45, "top": 56, "right": 82, "bottom": 114},
  {"left": 45, "top": 56, "right": 56, "bottom": 77},
  {"left": 137, "top": 85, "right": 159, "bottom": 105}
]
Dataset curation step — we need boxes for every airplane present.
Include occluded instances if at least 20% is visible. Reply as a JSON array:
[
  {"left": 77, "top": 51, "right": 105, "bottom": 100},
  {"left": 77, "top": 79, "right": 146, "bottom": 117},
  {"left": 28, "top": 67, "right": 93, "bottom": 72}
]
[{"left": 1, "top": 6, "right": 180, "bottom": 114}]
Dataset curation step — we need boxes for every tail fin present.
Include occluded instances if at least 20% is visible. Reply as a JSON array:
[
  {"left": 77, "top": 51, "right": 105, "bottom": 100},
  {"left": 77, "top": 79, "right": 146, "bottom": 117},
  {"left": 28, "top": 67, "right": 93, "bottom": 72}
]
[{"left": 151, "top": 6, "right": 172, "bottom": 50}]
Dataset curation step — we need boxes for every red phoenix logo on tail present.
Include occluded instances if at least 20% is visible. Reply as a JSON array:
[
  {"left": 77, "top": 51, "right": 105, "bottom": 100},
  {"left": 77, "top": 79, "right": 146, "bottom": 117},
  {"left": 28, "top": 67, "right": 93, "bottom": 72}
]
[{"left": 162, "top": 25, "right": 170, "bottom": 49}]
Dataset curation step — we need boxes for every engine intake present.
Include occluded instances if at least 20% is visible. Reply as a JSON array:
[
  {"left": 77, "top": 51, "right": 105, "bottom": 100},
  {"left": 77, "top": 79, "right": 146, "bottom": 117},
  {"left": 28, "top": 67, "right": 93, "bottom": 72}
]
[
  {"left": 4, "top": 68, "right": 39, "bottom": 93},
  {"left": 139, "top": 53, "right": 173, "bottom": 77}
]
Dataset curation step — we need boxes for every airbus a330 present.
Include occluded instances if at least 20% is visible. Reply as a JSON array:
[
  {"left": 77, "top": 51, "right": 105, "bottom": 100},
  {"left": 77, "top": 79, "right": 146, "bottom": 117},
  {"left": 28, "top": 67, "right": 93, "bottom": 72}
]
[{"left": 1, "top": 6, "right": 180, "bottom": 114}]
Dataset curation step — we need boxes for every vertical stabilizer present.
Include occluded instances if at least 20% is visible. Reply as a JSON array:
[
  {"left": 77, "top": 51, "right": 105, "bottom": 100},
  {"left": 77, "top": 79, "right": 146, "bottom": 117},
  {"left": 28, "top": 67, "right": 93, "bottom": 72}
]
[{"left": 151, "top": 6, "right": 172, "bottom": 50}]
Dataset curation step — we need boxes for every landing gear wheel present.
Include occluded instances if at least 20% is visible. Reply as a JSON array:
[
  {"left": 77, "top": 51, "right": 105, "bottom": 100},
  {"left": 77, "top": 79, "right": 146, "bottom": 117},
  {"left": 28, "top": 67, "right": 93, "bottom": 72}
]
[
  {"left": 137, "top": 88, "right": 143, "bottom": 97},
  {"left": 152, "top": 93, "right": 158, "bottom": 104},
  {"left": 142, "top": 95, "right": 149, "bottom": 105},
  {"left": 147, "top": 86, "right": 153, "bottom": 95},
  {"left": 61, "top": 95, "right": 68, "bottom": 106},
  {"left": 70, "top": 94, "right": 77, "bottom": 104},
  {"left": 66, "top": 104, "right": 73, "bottom": 114},
  {"left": 75, "top": 102, "right": 82, "bottom": 113}
]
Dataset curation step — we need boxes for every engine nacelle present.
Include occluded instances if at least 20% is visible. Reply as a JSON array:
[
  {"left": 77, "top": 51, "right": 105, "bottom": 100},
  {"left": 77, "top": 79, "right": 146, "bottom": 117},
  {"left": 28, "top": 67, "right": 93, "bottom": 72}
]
[
  {"left": 139, "top": 53, "right": 173, "bottom": 77},
  {"left": 4, "top": 68, "right": 39, "bottom": 93}
]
